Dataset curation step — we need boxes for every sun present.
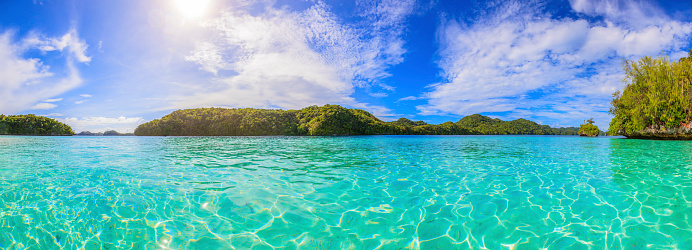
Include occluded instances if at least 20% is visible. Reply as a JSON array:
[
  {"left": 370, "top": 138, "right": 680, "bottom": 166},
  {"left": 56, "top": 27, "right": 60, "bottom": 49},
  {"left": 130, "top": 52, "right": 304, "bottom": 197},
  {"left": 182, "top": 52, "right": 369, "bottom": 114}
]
[{"left": 173, "top": 0, "right": 211, "bottom": 19}]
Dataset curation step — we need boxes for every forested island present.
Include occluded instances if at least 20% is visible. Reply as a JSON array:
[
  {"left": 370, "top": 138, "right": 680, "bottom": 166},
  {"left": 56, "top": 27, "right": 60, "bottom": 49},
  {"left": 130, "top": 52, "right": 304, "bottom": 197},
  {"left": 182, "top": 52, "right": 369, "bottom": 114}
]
[
  {"left": 134, "top": 105, "right": 580, "bottom": 136},
  {"left": 0, "top": 114, "right": 74, "bottom": 135},
  {"left": 578, "top": 119, "right": 599, "bottom": 137},
  {"left": 609, "top": 51, "right": 692, "bottom": 139},
  {"left": 78, "top": 130, "right": 135, "bottom": 136}
]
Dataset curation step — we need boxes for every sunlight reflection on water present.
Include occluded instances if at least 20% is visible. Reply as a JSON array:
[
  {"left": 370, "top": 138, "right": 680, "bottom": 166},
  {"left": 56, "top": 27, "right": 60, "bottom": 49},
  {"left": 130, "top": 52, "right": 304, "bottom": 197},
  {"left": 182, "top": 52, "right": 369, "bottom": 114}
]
[{"left": 0, "top": 135, "right": 690, "bottom": 249}]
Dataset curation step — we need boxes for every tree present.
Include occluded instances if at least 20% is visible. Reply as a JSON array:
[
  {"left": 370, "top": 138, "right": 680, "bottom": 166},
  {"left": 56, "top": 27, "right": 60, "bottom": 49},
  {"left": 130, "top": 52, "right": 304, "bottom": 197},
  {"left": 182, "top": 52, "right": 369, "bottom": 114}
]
[{"left": 609, "top": 51, "right": 692, "bottom": 135}]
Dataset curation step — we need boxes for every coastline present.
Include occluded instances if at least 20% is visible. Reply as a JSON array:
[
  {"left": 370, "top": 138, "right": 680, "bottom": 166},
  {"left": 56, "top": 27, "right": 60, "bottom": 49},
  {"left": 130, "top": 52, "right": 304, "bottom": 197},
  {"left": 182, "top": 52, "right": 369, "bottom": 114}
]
[
  {"left": 623, "top": 134, "right": 692, "bottom": 140},
  {"left": 621, "top": 124, "right": 692, "bottom": 140}
]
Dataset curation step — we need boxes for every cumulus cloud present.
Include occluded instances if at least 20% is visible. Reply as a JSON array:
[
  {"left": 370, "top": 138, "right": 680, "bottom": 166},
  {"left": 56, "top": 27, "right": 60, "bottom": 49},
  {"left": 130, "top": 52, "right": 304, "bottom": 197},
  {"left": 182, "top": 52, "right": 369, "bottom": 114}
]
[
  {"left": 30, "top": 102, "right": 57, "bottom": 110},
  {"left": 176, "top": 0, "right": 416, "bottom": 118},
  {"left": 58, "top": 116, "right": 144, "bottom": 133},
  {"left": 0, "top": 29, "right": 89, "bottom": 114},
  {"left": 23, "top": 29, "right": 91, "bottom": 63},
  {"left": 419, "top": 0, "right": 692, "bottom": 128}
]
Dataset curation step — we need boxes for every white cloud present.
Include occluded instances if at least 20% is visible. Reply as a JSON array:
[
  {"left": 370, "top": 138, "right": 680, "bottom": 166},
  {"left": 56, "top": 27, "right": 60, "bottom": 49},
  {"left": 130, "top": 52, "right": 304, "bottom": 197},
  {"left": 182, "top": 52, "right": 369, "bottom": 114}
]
[
  {"left": 355, "top": 0, "right": 417, "bottom": 81},
  {"left": 79, "top": 94, "right": 92, "bottom": 98},
  {"left": 0, "top": 30, "right": 88, "bottom": 115},
  {"left": 369, "top": 92, "right": 388, "bottom": 98},
  {"left": 185, "top": 42, "right": 226, "bottom": 75},
  {"left": 397, "top": 96, "right": 422, "bottom": 102},
  {"left": 43, "top": 98, "right": 63, "bottom": 102},
  {"left": 419, "top": 0, "right": 692, "bottom": 128},
  {"left": 349, "top": 101, "right": 398, "bottom": 118},
  {"left": 58, "top": 116, "right": 144, "bottom": 133},
  {"left": 569, "top": 0, "right": 666, "bottom": 26},
  {"left": 30, "top": 102, "right": 57, "bottom": 110},
  {"left": 23, "top": 29, "right": 91, "bottom": 63},
  {"left": 175, "top": 0, "right": 416, "bottom": 118},
  {"left": 74, "top": 100, "right": 85, "bottom": 104}
]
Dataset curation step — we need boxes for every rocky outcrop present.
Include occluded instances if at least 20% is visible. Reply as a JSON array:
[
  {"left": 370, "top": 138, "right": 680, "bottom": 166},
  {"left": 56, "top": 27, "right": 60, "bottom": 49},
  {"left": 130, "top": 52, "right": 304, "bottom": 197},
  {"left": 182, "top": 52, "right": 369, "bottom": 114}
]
[
  {"left": 621, "top": 123, "right": 692, "bottom": 139},
  {"left": 579, "top": 132, "right": 598, "bottom": 137}
]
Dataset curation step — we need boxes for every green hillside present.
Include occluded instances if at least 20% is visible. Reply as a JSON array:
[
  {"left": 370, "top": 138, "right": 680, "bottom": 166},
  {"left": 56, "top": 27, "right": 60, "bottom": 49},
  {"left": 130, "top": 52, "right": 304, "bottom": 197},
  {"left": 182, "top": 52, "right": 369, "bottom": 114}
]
[
  {"left": 0, "top": 114, "right": 74, "bottom": 135},
  {"left": 135, "top": 105, "right": 579, "bottom": 136},
  {"left": 457, "top": 114, "right": 579, "bottom": 135}
]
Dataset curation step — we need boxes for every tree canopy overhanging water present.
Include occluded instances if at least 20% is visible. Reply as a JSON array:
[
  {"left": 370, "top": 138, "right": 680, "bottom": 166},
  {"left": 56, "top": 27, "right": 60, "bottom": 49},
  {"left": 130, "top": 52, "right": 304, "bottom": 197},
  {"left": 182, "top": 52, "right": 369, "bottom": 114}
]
[{"left": 609, "top": 51, "right": 692, "bottom": 139}]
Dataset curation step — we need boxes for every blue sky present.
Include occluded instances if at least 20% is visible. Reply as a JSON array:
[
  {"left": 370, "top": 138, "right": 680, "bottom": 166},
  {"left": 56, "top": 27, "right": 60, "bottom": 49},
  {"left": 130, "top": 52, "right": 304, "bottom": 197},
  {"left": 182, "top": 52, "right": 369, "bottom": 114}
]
[{"left": 1, "top": 0, "right": 691, "bottom": 132}]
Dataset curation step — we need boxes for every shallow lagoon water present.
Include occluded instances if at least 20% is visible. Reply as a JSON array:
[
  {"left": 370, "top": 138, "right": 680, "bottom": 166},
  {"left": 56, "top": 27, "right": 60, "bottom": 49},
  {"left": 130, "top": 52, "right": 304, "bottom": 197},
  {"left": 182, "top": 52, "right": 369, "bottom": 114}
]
[{"left": 0, "top": 135, "right": 691, "bottom": 249}]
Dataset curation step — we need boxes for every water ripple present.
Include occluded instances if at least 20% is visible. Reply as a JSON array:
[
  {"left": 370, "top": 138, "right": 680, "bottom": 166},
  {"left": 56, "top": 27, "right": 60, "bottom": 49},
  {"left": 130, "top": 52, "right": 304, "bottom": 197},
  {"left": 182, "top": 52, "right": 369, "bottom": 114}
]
[{"left": 0, "top": 135, "right": 691, "bottom": 249}]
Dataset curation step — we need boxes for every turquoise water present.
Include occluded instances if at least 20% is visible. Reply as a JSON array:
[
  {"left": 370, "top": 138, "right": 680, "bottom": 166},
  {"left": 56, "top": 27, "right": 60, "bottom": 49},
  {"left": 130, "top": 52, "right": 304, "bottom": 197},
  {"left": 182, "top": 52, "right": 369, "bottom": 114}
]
[{"left": 0, "top": 136, "right": 691, "bottom": 249}]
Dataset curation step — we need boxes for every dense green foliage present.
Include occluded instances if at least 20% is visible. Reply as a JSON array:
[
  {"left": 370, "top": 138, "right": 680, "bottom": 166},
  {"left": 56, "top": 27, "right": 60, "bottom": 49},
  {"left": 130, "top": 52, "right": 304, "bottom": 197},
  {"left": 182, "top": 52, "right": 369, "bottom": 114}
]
[
  {"left": 135, "top": 105, "right": 579, "bottom": 136},
  {"left": 387, "top": 120, "right": 475, "bottom": 135},
  {"left": 103, "top": 130, "right": 120, "bottom": 136},
  {"left": 0, "top": 114, "right": 74, "bottom": 135},
  {"left": 390, "top": 118, "right": 428, "bottom": 127},
  {"left": 296, "top": 105, "right": 392, "bottom": 135},
  {"left": 578, "top": 118, "right": 600, "bottom": 137},
  {"left": 78, "top": 131, "right": 101, "bottom": 135},
  {"left": 456, "top": 114, "right": 580, "bottom": 135},
  {"left": 135, "top": 107, "right": 299, "bottom": 136},
  {"left": 609, "top": 52, "right": 692, "bottom": 134}
]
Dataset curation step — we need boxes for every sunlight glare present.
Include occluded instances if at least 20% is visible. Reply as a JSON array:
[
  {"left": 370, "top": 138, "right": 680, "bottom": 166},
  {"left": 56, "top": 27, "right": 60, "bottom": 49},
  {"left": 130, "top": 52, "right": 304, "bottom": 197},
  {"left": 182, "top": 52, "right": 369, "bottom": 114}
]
[{"left": 174, "top": 0, "right": 211, "bottom": 19}]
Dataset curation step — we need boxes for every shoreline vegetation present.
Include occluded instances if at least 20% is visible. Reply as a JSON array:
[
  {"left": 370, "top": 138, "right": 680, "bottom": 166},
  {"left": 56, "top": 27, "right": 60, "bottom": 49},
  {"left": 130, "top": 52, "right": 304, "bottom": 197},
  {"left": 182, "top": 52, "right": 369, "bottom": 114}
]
[
  {"left": 0, "top": 114, "right": 74, "bottom": 136},
  {"left": 134, "top": 105, "right": 581, "bottom": 136},
  {"left": 609, "top": 51, "right": 692, "bottom": 139}
]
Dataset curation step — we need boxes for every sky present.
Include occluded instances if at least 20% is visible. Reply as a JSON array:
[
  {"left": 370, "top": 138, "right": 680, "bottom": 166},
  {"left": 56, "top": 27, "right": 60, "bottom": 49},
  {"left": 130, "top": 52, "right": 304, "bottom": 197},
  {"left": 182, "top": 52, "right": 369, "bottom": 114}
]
[{"left": 1, "top": 0, "right": 691, "bottom": 133}]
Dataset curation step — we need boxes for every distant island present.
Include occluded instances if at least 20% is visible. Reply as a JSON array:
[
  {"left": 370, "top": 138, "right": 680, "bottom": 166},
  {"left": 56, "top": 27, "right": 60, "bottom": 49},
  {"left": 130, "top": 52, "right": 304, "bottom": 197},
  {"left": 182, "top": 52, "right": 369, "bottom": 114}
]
[
  {"left": 134, "top": 105, "right": 580, "bottom": 136},
  {"left": 578, "top": 118, "right": 599, "bottom": 137},
  {"left": 0, "top": 114, "right": 74, "bottom": 135},
  {"left": 78, "top": 130, "right": 135, "bottom": 136},
  {"left": 609, "top": 51, "right": 692, "bottom": 139}
]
